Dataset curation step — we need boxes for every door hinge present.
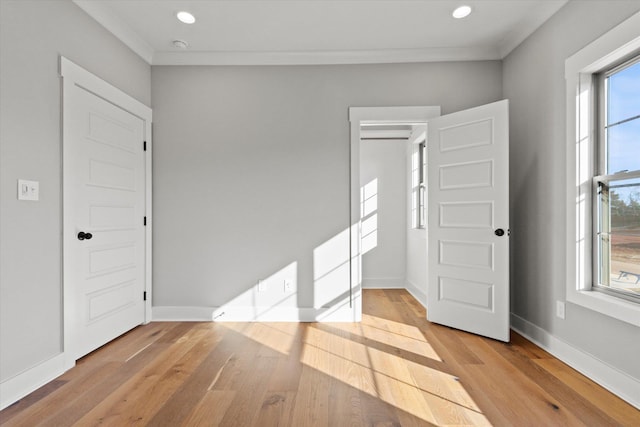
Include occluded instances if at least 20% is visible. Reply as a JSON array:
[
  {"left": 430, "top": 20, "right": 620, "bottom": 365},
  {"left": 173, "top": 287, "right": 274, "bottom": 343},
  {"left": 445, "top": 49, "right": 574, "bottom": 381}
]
[
  {"left": 144, "top": 216, "right": 147, "bottom": 226},
  {"left": 143, "top": 291, "right": 147, "bottom": 301},
  {"left": 143, "top": 141, "right": 147, "bottom": 151}
]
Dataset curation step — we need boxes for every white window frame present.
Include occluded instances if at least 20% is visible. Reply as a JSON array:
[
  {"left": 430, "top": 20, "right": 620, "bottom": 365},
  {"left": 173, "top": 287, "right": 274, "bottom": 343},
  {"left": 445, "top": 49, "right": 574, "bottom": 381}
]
[
  {"left": 565, "top": 11, "right": 640, "bottom": 326},
  {"left": 592, "top": 56, "right": 640, "bottom": 303},
  {"left": 417, "top": 141, "right": 427, "bottom": 229},
  {"left": 407, "top": 124, "right": 428, "bottom": 230}
]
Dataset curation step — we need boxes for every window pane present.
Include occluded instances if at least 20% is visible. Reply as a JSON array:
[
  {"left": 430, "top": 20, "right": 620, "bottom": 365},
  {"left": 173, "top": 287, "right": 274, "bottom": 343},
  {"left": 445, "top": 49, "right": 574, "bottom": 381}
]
[
  {"left": 597, "top": 177, "right": 640, "bottom": 295},
  {"left": 419, "top": 200, "right": 425, "bottom": 229},
  {"left": 607, "top": 59, "right": 640, "bottom": 125},
  {"left": 607, "top": 117, "right": 640, "bottom": 173},
  {"left": 416, "top": 142, "right": 426, "bottom": 229}
]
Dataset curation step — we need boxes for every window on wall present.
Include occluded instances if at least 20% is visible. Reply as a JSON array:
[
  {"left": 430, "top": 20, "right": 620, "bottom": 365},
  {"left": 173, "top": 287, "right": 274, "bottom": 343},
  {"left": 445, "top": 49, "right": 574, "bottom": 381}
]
[
  {"left": 565, "top": 11, "right": 640, "bottom": 325},
  {"left": 593, "top": 56, "right": 640, "bottom": 302},
  {"left": 410, "top": 138, "right": 427, "bottom": 230},
  {"left": 417, "top": 142, "right": 426, "bottom": 229}
]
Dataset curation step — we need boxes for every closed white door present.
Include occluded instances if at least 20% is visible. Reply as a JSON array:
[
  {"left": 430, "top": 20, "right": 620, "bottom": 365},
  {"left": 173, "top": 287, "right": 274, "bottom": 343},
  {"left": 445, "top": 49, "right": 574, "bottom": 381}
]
[
  {"left": 63, "top": 61, "right": 148, "bottom": 359},
  {"left": 427, "top": 100, "right": 510, "bottom": 342}
]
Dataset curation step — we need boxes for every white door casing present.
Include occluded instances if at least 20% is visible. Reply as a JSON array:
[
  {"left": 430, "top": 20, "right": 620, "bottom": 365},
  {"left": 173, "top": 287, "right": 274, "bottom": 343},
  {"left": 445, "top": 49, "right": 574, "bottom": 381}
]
[
  {"left": 349, "top": 106, "right": 442, "bottom": 322},
  {"left": 61, "top": 57, "right": 152, "bottom": 366},
  {"left": 427, "top": 100, "right": 510, "bottom": 342}
]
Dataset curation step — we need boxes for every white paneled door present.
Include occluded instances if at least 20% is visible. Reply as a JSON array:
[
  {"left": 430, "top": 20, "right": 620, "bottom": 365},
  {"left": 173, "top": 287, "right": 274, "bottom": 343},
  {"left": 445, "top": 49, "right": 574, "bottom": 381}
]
[
  {"left": 62, "top": 58, "right": 151, "bottom": 361},
  {"left": 427, "top": 100, "right": 510, "bottom": 342}
]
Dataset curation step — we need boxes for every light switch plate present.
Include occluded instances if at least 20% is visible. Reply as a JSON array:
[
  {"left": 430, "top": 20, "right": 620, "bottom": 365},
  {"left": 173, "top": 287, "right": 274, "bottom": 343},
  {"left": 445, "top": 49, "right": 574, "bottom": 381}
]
[{"left": 18, "top": 179, "right": 39, "bottom": 201}]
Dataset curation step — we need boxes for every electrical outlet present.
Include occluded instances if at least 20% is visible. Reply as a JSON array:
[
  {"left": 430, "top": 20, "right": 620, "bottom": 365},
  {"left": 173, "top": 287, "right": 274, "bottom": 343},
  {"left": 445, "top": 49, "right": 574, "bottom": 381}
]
[
  {"left": 556, "top": 301, "right": 566, "bottom": 319},
  {"left": 284, "top": 280, "right": 292, "bottom": 292},
  {"left": 257, "top": 280, "right": 265, "bottom": 292}
]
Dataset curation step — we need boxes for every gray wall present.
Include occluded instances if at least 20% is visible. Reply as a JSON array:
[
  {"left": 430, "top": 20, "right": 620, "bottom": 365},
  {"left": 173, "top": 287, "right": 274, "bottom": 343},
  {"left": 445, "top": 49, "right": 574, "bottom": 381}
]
[
  {"left": 360, "top": 139, "right": 407, "bottom": 286},
  {"left": 0, "top": 0, "right": 150, "bottom": 381},
  {"left": 151, "top": 62, "right": 502, "bottom": 310},
  {"left": 504, "top": 0, "right": 640, "bottom": 379}
]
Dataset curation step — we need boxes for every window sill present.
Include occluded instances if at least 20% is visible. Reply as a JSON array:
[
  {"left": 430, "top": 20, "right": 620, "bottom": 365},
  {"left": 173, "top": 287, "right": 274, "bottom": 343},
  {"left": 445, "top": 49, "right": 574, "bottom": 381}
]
[{"left": 567, "top": 288, "right": 640, "bottom": 326}]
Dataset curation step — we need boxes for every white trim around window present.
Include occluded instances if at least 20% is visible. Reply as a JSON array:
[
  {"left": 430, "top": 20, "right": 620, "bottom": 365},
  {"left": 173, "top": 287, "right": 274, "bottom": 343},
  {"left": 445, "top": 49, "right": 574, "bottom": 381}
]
[{"left": 565, "top": 11, "right": 640, "bottom": 326}]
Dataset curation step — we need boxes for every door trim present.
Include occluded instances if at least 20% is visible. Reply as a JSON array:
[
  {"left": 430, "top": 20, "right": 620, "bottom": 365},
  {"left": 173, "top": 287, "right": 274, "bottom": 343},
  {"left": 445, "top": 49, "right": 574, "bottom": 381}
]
[
  {"left": 60, "top": 56, "right": 152, "bottom": 370},
  {"left": 348, "top": 106, "right": 441, "bottom": 321}
]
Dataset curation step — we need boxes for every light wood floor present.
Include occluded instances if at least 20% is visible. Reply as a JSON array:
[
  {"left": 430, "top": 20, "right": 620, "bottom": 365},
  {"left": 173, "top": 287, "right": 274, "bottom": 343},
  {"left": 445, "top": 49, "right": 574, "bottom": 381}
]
[{"left": 1, "top": 289, "right": 638, "bottom": 426}]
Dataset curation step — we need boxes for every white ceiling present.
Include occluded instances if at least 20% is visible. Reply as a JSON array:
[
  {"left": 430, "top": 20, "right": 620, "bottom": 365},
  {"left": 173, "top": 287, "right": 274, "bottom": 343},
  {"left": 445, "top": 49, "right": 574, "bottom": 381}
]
[{"left": 73, "top": 0, "right": 568, "bottom": 66}]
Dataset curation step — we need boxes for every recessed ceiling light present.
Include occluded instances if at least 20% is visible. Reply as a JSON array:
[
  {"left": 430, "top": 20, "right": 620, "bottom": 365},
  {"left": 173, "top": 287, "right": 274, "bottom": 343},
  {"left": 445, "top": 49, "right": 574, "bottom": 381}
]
[
  {"left": 172, "top": 39, "right": 189, "bottom": 49},
  {"left": 177, "top": 11, "right": 196, "bottom": 24},
  {"left": 452, "top": 5, "right": 472, "bottom": 19}
]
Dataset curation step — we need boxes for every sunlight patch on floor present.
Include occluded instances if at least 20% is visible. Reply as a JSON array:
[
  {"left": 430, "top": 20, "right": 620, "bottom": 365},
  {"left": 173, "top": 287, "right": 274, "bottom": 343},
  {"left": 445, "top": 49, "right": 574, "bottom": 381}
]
[
  {"left": 215, "top": 305, "right": 491, "bottom": 425},
  {"left": 301, "top": 325, "right": 490, "bottom": 426},
  {"left": 361, "top": 313, "right": 428, "bottom": 341},
  {"left": 327, "top": 320, "right": 443, "bottom": 362},
  {"left": 220, "top": 322, "right": 295, "bottom": 356}
]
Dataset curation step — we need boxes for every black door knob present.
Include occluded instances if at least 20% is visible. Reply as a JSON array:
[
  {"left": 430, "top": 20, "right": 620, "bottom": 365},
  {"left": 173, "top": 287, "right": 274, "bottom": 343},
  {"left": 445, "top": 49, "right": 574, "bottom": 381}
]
[
  {"left": 77, "top": 231, "right": 93, "bottom": 241},
  {"left": 495, "top": 228, "right": 505, "bottom": 237}
]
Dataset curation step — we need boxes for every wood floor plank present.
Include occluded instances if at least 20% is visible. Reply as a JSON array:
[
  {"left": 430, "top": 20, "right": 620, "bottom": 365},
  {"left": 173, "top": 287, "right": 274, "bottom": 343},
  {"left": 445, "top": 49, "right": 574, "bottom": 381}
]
[
  {"left": 534, "top": 357, "right": 640, "bottom": 426},
  {"left": 425, "top": 325, "right": 484, "bottom": 366},
  {"left": 2, "top": 289, "right": 637, "bottom": 426},
  {"left": 0, "top": 363, "right": 120, "bottom": 427},
  {"left": 252, "top": 391, "right": 297, "bottom": 427},
  {"left": 156, "top": 321, "right": 199, "bottom": 344},
  {"left": 314, "top": 322, "right": 447, "bottom": 374},
  {"left": 290, "top": 363, "right": 331, "bottom": 426},
  {"left": 180, "top": 390, "right": 237, "bottom": 427},
  {"left": 101, "top": 324, "right": 226, "bottom": 427},
  {"left": 69, "top": 325, "right": 211, "bottom": 426},
  {"left": 463, "top": 334, "right": 595, "bottom": 426},
  {"left": 322, "top": 322, "right": 367, "bottom": 427},
  {"left": 406, "top": 360, "right": 488, "bottom": 426},
  {"left": 358, "top": 389, "right": 405, "bottom": 427},
  {"left": 31, "top": 342, "right": 170, "bottom": 426},
  {"left": 400, "top": 291, "right": 427, "bottom": 318},
  {"left": 509, "top": 331, "right": 554, "bottom": 360},
  {"left": 415, "top": 325, "right": 515, "bottom": 426},
  {"left": 210, "top": 326, "right": 265, "bottom": 393},
  {"left": 267, "top": 351, "right": 304, "bottom": 393},
  {"left": 215, "top": 358, "right": 281, "bottom": 427},
  {"left": 484, "top": 336, "right": 629, "bottom": 426},
  {"left": 79, "top": 321, "right": 173, "bottom": 365},
  {"left": 146, "top": 328, "right": 243, "bottom": 426},
  {"left": 0, "top": 379, "right": 67, "bottom": 424},
  {"left": 216, "top": 341, "right": 281, "bottom": 426},
  {"left": 263, "top": 325, "right": 306, "bottom": 400}
]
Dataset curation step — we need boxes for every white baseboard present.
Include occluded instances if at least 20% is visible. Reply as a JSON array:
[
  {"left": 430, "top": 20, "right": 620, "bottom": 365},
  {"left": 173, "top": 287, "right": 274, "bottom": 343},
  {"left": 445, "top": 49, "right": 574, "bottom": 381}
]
[
  {"left": 362, "top": 277, "right": 405, "bottom": 289},
  {"left": 511, "top": 313, "right": 640, "bottom": 409},
  {"left": 0, "top": 353, "right": 67, "bottom": 411},
  {"left": 152, "top": 304, "right": 358, "bottom": 322},
  {"left": 405, "top": 280, "right": 427, "bottom": 308},
  {"left": 152, "top": 306, "right": 217, "bottom": 321}
]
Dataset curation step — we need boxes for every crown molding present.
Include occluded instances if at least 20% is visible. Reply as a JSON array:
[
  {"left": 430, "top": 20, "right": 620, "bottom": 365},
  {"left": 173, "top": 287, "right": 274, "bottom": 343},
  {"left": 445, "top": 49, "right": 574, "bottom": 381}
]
[
  {"left": 151, "top": 47, "right": 501, "bottom": 66},
  {"left": 73, "top": 0, "right": 154, "bottom": 64},
  {"left": 499, "top": 0, "right": 568, "bottom": 58}
]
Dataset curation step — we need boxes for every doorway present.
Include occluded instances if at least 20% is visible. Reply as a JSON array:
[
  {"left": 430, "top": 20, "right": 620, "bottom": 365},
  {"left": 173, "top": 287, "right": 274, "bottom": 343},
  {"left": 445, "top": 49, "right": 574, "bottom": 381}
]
[
  {"left": 359, "top": 120, "right": 428, "bottom": 302},
  {"left": 349, "top": 101, "right": 510, "bottom": 342},
  {"left": 349, "top": 106, "right": 441, "bottom": 322}
]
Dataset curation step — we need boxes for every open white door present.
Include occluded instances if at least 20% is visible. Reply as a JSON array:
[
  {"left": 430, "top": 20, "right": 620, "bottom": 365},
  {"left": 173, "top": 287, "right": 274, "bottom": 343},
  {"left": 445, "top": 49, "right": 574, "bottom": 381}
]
[{"left": 427, "top": 100, "right": 509, "bottom": 342}]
